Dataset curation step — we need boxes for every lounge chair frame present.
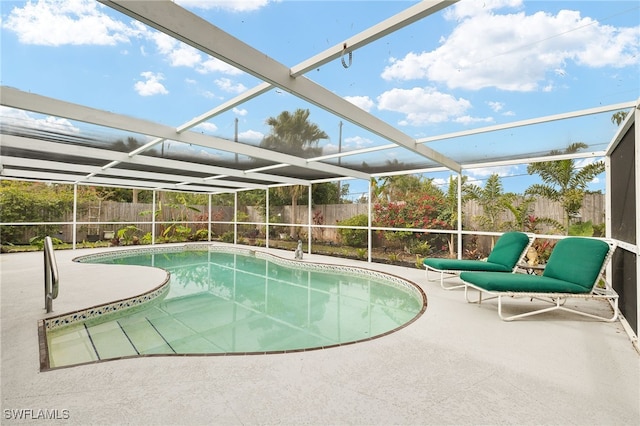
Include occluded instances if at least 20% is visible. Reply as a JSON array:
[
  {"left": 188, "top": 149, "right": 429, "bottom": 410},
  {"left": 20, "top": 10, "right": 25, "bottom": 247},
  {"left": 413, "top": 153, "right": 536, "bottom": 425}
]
[
  {"left": 424, "top": 232, "right": 535, "bottom": 290},
  {"left": 463, "top": 239, "right": 619, "bottom": 322}
]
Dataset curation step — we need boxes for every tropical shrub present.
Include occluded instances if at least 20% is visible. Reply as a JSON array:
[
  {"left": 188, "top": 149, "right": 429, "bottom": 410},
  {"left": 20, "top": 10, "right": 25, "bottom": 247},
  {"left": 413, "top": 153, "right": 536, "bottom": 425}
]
[
  {"left": 221, "top": 231, "right": 235, "bottom": 243},
  {"left": 373, "top": 194, "right": 450, "bottom": 250},
  {"left": 0, "top": 181, "right": 74, "bottom": 243},
  {"left": 116, "top": 225, "right": 142, "bottom": 245},
  {"left": 569, "top": 221, "right": 594, "bottom": 236},
  {"left": 337, "top": 214, "right": 368, "bottom": 247},
  {"left": 29, "top": 236, "right": 63, "bottom": 249}
]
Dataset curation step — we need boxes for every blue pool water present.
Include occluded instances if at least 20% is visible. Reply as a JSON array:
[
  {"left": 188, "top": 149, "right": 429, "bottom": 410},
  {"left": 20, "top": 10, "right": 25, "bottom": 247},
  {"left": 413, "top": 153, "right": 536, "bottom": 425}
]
[{"left": 44, "top": 247, "right": 425, "bottom": 368}]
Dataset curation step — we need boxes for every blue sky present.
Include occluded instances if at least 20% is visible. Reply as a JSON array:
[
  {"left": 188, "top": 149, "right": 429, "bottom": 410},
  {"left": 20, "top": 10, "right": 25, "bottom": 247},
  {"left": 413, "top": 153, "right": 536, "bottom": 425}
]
[{"left": 1, "top": 0, "right": 639, "bottom": 199}]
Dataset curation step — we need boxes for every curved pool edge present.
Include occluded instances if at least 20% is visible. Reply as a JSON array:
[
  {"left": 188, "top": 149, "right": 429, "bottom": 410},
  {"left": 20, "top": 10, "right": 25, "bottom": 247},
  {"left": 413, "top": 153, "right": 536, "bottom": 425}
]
[{"left": 40, "top": 243, "right": 427, "bottom": 371}]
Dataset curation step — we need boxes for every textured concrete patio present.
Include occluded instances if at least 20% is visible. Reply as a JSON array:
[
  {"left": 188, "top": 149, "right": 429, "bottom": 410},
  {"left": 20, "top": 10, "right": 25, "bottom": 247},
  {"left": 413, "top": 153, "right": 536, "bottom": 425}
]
[{"left": 1, "top": 243, "right": 638, "bottom": 425}]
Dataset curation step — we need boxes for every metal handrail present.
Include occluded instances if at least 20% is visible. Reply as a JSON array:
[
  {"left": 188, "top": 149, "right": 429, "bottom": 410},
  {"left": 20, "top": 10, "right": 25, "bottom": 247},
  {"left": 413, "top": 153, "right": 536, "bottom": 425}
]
[{"left": 44, "top": 236, "right": 59, "bottom": 313}]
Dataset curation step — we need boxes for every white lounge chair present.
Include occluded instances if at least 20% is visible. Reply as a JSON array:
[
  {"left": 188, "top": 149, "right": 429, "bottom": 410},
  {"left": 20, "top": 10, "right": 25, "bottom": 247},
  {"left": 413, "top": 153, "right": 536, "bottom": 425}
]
[
  {"left": 460, "top": 237, "right": 618, "bottom": 321},
  {"left": 423, "top": 232, "right": 534, "bottom": 290}
]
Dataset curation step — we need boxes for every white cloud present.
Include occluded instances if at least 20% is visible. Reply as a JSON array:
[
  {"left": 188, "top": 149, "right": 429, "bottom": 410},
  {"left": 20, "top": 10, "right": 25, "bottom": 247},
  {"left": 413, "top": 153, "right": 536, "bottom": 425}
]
[
  {"left": 195, "top": 149, "right": 223, "bottom": 160},
  {"left": 233, "top": 107, "right": 248, "bottom": 116},
  {"left": 324, "top": 135, "right": 374, "bottom": 154},
  {"left": 463, "top": 165, "right": 524, "bottom": 189},
  {"left": 176, "top": 0, "right": 271, "bottom": 12},
  {"left": 344, "top": 96, "right": 375, "bottom": 112},
  {"left": 444, "top": 0, "right": 523, "bottom": 21},
  {"left": 197, "top": 57, "right": 243, "bottom": 75},
  {"left": 2, "top": 1, "right": 249, "bottom": 77},
  {"left": 215, "top": 78, "right": 247, "bottom": 94},
  {"left": 487, "top": 101, "right": 504, "bottom": 112},
  {"left": 238, "top": 129, "right": 263, "bottom": 142},
  {"left": 2, "top": 0, "right": 137, "bottom": 46},
  {"left": 194, "top": 122, "right": 218, "bottom": 134},
  {"left": 134, "top": 72, "right": 169, "bottom": 96},
  {"left": 168, "top": 44, "right": 202, "bottom": 68},
  {"left": 574, "top": 157, "right": 604, "bottom": 171},
  {"left": 466, "top": 165, "right": 519, "bottom": 181},
  {"left": 0, "top": 106, "right": 80, "bottom": 133},
  {"left": 382, "top": 1, "right": 640, "bottom": 92},
  {"left": 432, "top": 178, "right": 448, "bottom": 188},
  {"left": 453, "top": 115, "right": 495, "bottom": 125},
  {"left": 344, "top": 136, "right": 374, "bottom": 150},
  {"left": 377, "top": 86, "right": 473, "bottom": 125},
  {"left": 148, "top": 32, "right": 202, "bottom": 67}
]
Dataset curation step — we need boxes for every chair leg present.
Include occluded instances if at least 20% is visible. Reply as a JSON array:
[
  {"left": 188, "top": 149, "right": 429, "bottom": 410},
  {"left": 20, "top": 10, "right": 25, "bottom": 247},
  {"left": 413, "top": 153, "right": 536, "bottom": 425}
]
[
  {"left": 496, "top": 295, "right": 620, "bottom": 322},
  {"left": 497, "top": 295, "right": 562, "bottom": 321},
  {"left": 441, "top": 275, "right": 465, "bottom": 290},
  {"left": 425, "top": 268, "right": 437, "bottom": 283},
  {"left": 425, "top": 267, "right": 464, "bottom": 290},
  {"left": 464, "top": 285, "right": 483, "bottom": 304}
]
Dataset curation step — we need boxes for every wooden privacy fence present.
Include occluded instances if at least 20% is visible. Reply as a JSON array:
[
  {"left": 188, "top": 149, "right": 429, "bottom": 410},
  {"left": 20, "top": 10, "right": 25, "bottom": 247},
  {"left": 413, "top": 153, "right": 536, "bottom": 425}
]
[
  {"left": 47, "top": 193, "right": 604, "bottom": 243},
  {"left": 463, "top": 193, "right": 605, "bottom": 232}
]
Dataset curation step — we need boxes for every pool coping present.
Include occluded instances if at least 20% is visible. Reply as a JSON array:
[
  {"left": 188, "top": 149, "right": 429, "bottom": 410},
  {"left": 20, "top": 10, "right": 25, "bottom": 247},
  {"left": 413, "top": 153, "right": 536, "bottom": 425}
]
[{"left": 39, "top": 243, "right": 427, "bottom": 371}]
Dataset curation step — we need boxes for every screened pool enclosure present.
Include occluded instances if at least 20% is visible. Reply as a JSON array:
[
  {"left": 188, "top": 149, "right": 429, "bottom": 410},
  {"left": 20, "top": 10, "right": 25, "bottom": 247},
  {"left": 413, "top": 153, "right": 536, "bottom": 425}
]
[{"left": 1, "top": 1, "right": 638, "bottom": 337}]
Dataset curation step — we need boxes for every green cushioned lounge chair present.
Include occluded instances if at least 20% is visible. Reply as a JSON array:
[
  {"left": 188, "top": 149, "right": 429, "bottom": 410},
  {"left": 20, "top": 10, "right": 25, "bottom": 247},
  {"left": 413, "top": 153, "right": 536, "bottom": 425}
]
[
  {"left": 460, "top": 237, "right": 618, "bottom": 321},
  {"left": 423, "top": 232, "right": 534, "bottom": 290}
]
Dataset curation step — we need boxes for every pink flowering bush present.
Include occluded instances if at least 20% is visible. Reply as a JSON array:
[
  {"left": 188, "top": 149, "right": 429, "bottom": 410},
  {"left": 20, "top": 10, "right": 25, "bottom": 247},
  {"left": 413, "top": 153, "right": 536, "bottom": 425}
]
[{"left": 373, "top": 194, "right": 450, "bottom": 253}]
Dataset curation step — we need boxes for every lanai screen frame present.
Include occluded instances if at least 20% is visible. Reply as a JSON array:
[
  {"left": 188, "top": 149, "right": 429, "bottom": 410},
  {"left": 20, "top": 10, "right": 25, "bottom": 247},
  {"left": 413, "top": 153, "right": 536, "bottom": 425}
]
[{"left": 0, "top": 1, "right": 639, "bottom": 337}]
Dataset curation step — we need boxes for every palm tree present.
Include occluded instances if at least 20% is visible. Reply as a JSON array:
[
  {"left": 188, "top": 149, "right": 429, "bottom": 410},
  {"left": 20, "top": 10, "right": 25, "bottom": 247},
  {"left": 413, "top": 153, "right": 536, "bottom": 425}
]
[
  {"left": 526, "top": 142, "right": 604, "bottom": 233},
  {"left": 611, "top": 111, "right": 628, "bottom": 126},
  {"left": 261, "top": 109, "right": 326, "bottom": 156},
  {"left": 374, "top": 167, "right": 436, "bottom": 203},
  {"left": 468, "top": 174, "right": 513, "bottom": 247},
  {"left": 503, "top": 196, "right": 563, "bottom": 234},
  {"left": 261, "top": 109, "right": 328, "bottom": 238}
]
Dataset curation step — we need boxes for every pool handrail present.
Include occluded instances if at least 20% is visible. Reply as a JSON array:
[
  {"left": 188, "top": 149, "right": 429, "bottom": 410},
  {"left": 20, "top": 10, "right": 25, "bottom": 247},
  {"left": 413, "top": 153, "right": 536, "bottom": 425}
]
[{"left": 44, "top": 236, "right": 59, "bottom": 313}]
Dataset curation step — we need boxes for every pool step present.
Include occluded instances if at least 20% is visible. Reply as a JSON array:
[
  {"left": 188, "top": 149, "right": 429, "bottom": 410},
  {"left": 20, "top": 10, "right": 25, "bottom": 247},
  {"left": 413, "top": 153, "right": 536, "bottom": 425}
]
[
  {"left": 47, "top": 324, "right": 98, "bottom": 368},
  {"left": 117, "top": 313, "right": 176, "bottom": 355},
  {"left": 48, "top": 292, "right": 279, "bottom": 366},
  {"left": 87, "top": 321, "right": 139, "bottom": 359}
]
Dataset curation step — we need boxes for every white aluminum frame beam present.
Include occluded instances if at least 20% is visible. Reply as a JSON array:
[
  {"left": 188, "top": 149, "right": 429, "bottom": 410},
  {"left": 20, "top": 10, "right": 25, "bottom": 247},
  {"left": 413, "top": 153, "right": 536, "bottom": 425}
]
[
  {"left": 461, "top": 151, "right": 607, "bottom": 171},
  {"left": 1, "top": 87, "right": 367, "bottom": 181},
  {"left": 1, "top": 156, "right": 265, "bottom": 192},
  {"left": 418, "top": 101, "right": 637, "bottom": 144},
  {"left": 0, "top": 135, "right": 304, "bottom": 188},
  {"left": 99, "top": 0, "right": 461, "bottom": 173},
  {"left": 2, "top": 168, "right": 232, "bottom": 193}
]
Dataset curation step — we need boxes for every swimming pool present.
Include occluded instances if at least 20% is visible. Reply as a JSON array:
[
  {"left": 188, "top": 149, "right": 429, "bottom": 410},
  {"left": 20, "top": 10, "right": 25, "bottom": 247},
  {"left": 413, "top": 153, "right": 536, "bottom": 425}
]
[{"left": 41, "top": 245, "right": 426, "bottom": 369}]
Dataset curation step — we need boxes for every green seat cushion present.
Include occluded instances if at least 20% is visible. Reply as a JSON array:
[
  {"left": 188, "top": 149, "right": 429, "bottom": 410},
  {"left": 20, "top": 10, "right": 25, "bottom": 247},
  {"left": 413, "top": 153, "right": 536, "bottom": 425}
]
[
  {"left": 460, "top": 271, "right": 591, "bottom": 294},
  {"left": 486, "top": 232, "right": 531, "bottom": 269},
  {"left": 423, "top": 232, "right": 530, "bottom": 273},
  {"left": 542, "top": 238, "right": 610, "bottom": 292},
  {"left": 424, "top": 258, "right": 511, "bottom": 273}
]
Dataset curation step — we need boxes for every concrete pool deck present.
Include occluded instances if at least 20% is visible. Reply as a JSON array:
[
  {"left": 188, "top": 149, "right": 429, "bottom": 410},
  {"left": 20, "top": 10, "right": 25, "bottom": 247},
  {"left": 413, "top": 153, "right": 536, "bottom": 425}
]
[{"left": 1, "top": 243, "right": 639, "bottom": 425}]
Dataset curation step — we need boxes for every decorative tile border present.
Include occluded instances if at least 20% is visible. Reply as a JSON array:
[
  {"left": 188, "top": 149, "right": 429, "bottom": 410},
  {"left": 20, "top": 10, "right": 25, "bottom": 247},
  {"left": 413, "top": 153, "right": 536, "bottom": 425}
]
[
  {"left": 44, "top": 283, "right": 169, "bottom": 331},
  {"left": 44, "top": 268, "right": 170, "bottom": 331}
]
